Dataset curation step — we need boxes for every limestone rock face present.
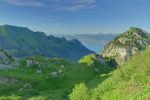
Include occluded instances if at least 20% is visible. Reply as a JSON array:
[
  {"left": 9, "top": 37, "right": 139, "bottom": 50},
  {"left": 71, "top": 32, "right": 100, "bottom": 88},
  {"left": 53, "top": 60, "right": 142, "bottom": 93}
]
[
  {"left": 0, "top": 49, "right": 14, "bottom": 69},
  {"left": 0, "top": 49, "right": 12, "bottom": 64},
  {"left": 101, "top": 27, "right": 150, "bottom": 65}
]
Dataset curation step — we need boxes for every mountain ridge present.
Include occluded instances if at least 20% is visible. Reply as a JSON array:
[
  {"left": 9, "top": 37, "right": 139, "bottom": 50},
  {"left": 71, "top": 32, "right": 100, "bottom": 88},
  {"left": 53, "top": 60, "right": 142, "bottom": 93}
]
[{"left": 0, "top": 25, "right": 94, "bottom": 60}]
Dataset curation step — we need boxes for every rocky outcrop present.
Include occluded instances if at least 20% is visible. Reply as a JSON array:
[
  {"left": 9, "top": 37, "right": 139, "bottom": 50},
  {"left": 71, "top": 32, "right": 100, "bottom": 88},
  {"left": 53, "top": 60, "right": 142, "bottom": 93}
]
[
  {"left": 101, "top": 27, "right": 150, "bottom": 65},
  {"left": 0, "top": 49, "right": 14, "bottom": 69},
  {"left": 0, "top": 77, "right": 18, "bottom": 84},
  {"left": 0, "top": 49, "right": 10, "bottom": 64}
]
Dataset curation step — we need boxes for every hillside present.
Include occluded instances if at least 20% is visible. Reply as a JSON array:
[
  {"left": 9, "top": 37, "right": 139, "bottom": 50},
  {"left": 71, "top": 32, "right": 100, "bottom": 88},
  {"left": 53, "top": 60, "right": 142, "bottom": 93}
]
[
  {"left": 0, "top": 55, "right": 108, "bottom": 99},
  {"left": 70, "top": 48, "right": 150, "bottom": 100},
  {"left": 101, "top": 27, "right": 150, "bottom": 65},
  {"left": 0, "top": 25, "right": 94, "bottom": 60}
]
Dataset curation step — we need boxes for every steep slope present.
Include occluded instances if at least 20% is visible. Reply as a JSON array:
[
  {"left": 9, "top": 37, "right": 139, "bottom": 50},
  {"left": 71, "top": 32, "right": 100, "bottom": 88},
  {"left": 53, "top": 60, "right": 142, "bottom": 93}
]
[
  {"left": 79, "top": 54, "right": 113, "bottom": 74},
  {"left": 101, "top": 27, "right": 150, "bottom": 65},
  {"left": 0, "top": 25, "right": 94, "bottom": 60},
  {"left": 70, "top": 49, "right": 150, "bottom": 100},
  {"left": 79, "top": 53, "right": 117, "bottom": 68}
]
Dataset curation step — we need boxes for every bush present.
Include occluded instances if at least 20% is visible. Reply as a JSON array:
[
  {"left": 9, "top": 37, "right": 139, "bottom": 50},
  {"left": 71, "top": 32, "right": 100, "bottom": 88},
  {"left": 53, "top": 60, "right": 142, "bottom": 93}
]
[
  {"left": 69, "top": 83, "right": 89, "bottom": 100},
  {"left": 29, "top": 96, "right": 47, "bottom": 100}
]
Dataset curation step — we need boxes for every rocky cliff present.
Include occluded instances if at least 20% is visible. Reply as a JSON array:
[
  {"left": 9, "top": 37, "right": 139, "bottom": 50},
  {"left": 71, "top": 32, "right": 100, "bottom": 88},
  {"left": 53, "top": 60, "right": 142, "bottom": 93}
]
[{"left": 101, "top": 27, "right": 150, "bottom": 65}]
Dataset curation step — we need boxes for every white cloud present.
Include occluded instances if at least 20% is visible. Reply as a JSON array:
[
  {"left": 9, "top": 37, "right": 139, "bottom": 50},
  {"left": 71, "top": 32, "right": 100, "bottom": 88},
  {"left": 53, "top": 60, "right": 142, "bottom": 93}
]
[
  {"left": 73, "top": 0, "right": 96, "bottom": 4},
  {"left": 55, "top": 4, "right": 96, "bottom": 11},
  {"left": 50, "top": 0, "right": 97, "bottom": 11},
  {"left": 2, "top": 0, "right": 97, "bottom": 11},
  {"left": 2, "top": 0, "right": 45, "bottom": 7}
]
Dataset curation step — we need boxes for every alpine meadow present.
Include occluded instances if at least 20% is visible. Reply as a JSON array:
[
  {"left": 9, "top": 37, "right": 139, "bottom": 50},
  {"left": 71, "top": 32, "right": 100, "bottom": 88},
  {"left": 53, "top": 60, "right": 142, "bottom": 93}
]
[{"left": 0, "top": 0, "right": 150, "bottom": 100}]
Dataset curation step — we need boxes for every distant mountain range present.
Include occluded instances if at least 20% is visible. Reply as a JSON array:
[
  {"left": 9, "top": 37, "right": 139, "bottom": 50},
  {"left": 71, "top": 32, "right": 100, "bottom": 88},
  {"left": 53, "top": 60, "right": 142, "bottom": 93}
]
[
  {"left": 56, "top": 33, "right": 118, "bottom": 53},
  {"left": 0, "top": 25, "right": 94, "bottom": 60}
]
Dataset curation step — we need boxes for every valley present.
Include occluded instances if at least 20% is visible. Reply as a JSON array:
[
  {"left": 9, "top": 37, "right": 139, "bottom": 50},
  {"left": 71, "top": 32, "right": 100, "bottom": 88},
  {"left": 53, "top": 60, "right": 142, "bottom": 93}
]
[
  {"left": 0, "top": 49, "right": 111, "bottom": 99},
  {"left": 1, "top": 0, "right": 150, "bottom": 99},
  {"left": 1, "top": 26, "right": 150, "bottom": 100}
]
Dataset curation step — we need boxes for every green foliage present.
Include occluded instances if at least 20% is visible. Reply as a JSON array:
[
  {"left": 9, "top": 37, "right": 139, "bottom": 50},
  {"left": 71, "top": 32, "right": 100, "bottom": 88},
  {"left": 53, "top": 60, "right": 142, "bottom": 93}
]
[
  {"left": 0, "top": 56, "right": 98, "bottom": 99},
  {"left": 0, "top": 95, "right": 47, "bottom": 100},
  {"left": 69, "top": 83, "right": 89, "bottom": 100},
  {"left": 79, "top": 54, "right": 96, "bottom": 66},
  {"left": 94, "top": 49, "right": 150, "bottom": 99},
  {"left": 70, "top": 49, "right": 150, "bottom": 100},
  {"left": 28, "top": 96, "right": 47, "bottom": 100},
  {"left": 0, "top": 94, "right": 21, "bottom": 100}
]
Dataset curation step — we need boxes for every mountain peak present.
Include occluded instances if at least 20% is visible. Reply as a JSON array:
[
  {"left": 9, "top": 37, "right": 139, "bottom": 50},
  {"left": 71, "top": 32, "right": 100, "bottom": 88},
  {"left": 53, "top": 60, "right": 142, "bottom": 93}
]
[
  {"left": 0, "top": 24, "right": 32, "bottom": 36},
  {"left": 125, "top": 27, "right": 148, "bottom": 37},
  {"left": 1, "top": 24, "right": 30, "bottom": 30},
  {"left": 115, "top": 27, "right": 149, "bottom": 41},
  {"left": 129, "top": 27, "right": 142, "bottom": 31},
  {"left": 101, "top": 27, "right": 150, "bottom": 65}
]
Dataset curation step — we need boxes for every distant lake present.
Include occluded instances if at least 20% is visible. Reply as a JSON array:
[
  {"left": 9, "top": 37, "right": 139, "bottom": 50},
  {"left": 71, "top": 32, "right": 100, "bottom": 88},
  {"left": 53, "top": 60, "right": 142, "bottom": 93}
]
[
  {"left": 82, "top": 44, "right": 104, "bottom": 53},
  {"left": 55, "top": 33, "right": 118, "bottom": 54}
]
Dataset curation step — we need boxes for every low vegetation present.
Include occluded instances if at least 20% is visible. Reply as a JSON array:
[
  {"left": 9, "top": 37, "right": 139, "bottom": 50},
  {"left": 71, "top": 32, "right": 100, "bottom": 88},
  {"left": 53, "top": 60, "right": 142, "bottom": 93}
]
[
  {"left": 0, "top": 56, "right": 108, "bottom": 99},
  {"left": 1, "top": 27, "right": 150, "bottom": 100},
  {"left": 70, "top": 49, "right": 150, "bottom": 100}
]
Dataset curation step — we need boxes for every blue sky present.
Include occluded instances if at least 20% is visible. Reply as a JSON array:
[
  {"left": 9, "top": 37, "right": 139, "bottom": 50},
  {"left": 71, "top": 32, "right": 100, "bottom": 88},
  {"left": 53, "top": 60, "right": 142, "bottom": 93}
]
[{"left": 0, "top": 0, "right": 150, "bottom": 35}]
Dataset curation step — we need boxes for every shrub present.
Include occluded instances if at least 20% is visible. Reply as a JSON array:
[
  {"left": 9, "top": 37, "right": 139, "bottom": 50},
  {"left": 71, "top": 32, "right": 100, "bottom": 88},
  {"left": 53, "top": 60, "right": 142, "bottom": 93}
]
[{"left": 69, "top": 83, "right": 89, "bottom": 100}]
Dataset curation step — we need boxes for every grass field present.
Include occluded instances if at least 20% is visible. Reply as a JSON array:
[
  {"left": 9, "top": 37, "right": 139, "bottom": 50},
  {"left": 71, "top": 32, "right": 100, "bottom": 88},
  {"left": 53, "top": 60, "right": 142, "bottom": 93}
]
[{"left": 0, "top": 56, "right": 108, "bottom": 99}]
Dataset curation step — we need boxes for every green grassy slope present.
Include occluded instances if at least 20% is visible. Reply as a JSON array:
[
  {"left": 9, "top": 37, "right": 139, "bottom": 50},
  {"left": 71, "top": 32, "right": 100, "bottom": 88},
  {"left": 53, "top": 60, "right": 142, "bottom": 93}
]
[
  {"left": 79, "top": 54, "right": 96, "bottom": 66},
  {"left": 70, "top": 49, "right": 150, "bottom": 100},
  {"left": 0, "top": 56, "right": 100, "bottom": 100}
]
